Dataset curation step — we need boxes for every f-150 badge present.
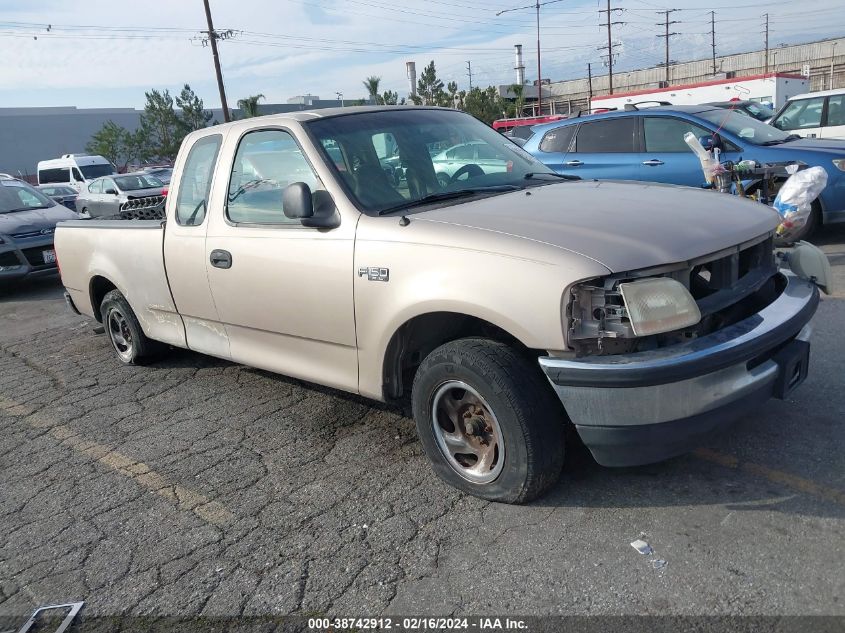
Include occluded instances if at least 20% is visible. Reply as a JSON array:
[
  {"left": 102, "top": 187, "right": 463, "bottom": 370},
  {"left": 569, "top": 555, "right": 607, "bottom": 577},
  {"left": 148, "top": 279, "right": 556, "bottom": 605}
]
[{"left": 359, "top": 267, "right": 389, "bottom": 282}]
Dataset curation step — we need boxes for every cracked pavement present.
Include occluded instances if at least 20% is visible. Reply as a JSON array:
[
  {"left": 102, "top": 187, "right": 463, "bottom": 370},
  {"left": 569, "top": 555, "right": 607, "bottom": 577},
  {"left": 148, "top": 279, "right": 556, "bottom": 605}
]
[{"left": 1, "top": 228, "right": 844, "bottom": 621}]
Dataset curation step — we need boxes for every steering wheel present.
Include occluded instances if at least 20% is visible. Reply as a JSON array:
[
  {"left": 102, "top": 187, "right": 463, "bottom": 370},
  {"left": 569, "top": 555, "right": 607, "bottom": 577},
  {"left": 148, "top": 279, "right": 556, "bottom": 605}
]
[{"left": 450, "top": 163, "right": 484, "bottom": 184}]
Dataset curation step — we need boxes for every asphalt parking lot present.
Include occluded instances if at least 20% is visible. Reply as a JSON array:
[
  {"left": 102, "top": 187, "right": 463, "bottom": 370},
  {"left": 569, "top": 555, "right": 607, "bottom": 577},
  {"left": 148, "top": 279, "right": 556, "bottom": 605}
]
[{"left": 1, "top": 228, "right": 843, "bottom": 624}]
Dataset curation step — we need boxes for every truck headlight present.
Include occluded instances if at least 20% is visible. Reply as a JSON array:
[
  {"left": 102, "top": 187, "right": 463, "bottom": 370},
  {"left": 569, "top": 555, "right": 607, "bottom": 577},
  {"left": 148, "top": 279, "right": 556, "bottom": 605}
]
[
  {"left": 618, "top": 278, "right": 701, "bottom": 337},
  {"left": 833, "top": 159, "right": 845, "bottom": 172}
]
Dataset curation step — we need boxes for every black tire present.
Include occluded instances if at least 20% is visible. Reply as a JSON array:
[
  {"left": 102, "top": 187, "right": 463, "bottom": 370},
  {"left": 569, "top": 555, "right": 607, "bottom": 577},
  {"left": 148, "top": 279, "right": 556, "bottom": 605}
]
[
  {"left": 99, "top": 289, "right": 163, "bottom": 365},
  {"left": 411, "top": 338, "right": 566, "bottom": 504},
  {"left": 436, "top": 173, "right": 451, "bottom": 189},
  {"left": 775, "top": 200, "right": 820, "bottom": 245}
]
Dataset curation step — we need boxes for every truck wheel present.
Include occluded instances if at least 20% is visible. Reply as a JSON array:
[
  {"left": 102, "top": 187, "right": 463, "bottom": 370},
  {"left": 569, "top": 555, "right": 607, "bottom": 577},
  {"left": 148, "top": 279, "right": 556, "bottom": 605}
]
[
  {"left": 411, "top": 338, "right": 565, "bottom": 504},
  {"left": 100, "top": 290, "right": 162, "bottom": 365}
]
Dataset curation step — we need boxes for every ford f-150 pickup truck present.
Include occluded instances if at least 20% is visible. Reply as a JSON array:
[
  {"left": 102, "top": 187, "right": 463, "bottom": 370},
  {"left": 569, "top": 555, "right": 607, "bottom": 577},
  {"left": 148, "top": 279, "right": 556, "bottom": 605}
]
[{"left": 55, "top": 106, "right": 826, "bottom": 503}]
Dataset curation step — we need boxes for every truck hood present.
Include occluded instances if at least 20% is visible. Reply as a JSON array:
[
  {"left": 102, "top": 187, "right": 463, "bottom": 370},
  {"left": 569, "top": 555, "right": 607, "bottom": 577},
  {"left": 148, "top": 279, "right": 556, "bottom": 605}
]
[
  {"left": 0, "top": 204, "right": 79, "bottom": 236},
  {"left": 414, "top": 180, "right": 780, "bottom": 272}
]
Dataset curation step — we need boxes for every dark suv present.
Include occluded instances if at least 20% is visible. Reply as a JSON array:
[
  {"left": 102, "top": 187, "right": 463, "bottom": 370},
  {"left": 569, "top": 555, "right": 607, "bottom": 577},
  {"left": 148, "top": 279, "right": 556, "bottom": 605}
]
[{"left": 0, "top": 176, "right": 78, "bottom": 288}]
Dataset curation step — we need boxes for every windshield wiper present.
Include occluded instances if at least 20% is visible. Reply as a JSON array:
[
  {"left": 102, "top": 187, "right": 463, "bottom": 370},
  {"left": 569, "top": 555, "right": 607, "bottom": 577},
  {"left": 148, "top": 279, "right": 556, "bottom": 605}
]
[
  {"left": 1, "top": 206, "right": 51, "bottom": 213},
  {"left": 758, "top": 134, "right": 801, "bottom": 146},
  {"left": 524, "top": 172, "right": 580, "bottom": 181},
  {"left": 377, "top": 186, "right": 521, "bottom": 216}
]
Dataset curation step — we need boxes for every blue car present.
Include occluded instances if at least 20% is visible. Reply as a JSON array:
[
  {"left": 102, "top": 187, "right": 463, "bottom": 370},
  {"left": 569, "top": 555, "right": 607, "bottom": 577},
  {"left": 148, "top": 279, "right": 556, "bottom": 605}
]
[{"left": 522, "top": 105, "right": 845, "bottom": 240}]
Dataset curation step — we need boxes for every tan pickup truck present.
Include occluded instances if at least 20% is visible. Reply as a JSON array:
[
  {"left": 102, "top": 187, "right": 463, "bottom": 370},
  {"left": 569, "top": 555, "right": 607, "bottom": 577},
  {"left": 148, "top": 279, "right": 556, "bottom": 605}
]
[{"left": 56, "top": 106, "right": 825, "bottom": 503}]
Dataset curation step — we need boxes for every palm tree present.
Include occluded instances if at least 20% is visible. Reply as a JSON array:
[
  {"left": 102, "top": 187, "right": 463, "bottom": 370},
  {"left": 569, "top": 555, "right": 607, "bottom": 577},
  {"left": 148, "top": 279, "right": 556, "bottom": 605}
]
[
  {"left": 237, "top": 94, "right": 265, "bottom": 118},
  {"left": 510, "top": 84, "right": 526, "bottom": 117},
  {"left": 362, "top": 76, "right": 382, "bottom": 104}
]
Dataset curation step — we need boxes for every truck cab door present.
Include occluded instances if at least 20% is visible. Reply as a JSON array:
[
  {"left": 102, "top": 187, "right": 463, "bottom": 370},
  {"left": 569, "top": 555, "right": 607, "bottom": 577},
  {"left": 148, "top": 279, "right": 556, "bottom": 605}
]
[
  {"left": 204, "top": 128, "right": 358, "bottom": 394},
  {"left": 163, "top": 133, "right": 231, "bottom": 358}
]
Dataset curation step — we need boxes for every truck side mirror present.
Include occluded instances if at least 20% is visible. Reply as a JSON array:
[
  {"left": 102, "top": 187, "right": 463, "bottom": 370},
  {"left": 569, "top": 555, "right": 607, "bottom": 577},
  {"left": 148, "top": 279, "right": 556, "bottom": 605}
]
[{"left": 283, "top": 182, "right": 340, "bottom": 229}]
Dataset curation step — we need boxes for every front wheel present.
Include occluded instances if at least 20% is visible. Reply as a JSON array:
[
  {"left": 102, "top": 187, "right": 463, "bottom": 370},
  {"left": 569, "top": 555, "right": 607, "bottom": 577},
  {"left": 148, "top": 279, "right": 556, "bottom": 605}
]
[
  {"left": 411, "top": 338, "right": 566, "bottom": 504},
  {"left": 100, "top": 290, "right": 164, "bottom": 365}
]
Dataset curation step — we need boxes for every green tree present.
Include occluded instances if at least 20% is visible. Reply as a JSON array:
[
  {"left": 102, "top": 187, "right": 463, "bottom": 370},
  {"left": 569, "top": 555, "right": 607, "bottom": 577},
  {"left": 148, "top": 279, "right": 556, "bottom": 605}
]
[
  {"left": 416, "top": 61, "right": 448, "bottom": 106},
  {"left": 176, "top": 83, "right": 212, "bottom": 132},
  {"left": 446, "top": 81, "right": 459, "bottom": 108},
  {"left": 461, "top": 86, "right": 508, "bottom": 125},
  {"left": 140, "top": 88, "right": 183, "bottom": 161},
  {"left": 510, "top": 83, "right": 526, "bottom": 118},
  {"left": 236, "top": 94, "right": 265, "bottom": 118},
  {"left": 85, "top": 121, "right": 149, "bottom": 171},
  {"left": 362, "top": 76, "right": 382, "bottom": 104},
  {"left": 381, "top": 90, "right": 400, "bottom": 105}
]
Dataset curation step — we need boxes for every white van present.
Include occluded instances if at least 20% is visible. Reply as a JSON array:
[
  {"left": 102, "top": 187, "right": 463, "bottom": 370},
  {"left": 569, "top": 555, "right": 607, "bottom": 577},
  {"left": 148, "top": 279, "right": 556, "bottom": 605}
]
[
  {"left": 37, "top": 154, "right": 116, "bottom": 191},
  {"left": 769, "top": 89, "right": 845, "bottom": 140}
]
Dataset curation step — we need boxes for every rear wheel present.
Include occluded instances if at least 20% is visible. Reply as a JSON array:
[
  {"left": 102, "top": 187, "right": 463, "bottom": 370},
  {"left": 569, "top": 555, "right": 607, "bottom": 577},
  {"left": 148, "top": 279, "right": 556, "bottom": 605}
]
[
  {"left": 411, "top": 338, "right": 566, "bottom": 504},
  {"left": 100, "top": 290, "right": 163, "bottom": 364}
]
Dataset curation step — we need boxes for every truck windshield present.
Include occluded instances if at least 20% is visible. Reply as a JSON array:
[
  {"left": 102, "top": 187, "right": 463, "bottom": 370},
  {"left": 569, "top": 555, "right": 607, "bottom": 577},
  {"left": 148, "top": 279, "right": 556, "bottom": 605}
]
[
  {"left": 80, "top": 164, "right": 114, "bottom": 180},
  {"left": 305, "top": 109, "right": 557, "bottom": 215},
  {"left": 697, "top": 109, "right": 791, "bottom": 145}
]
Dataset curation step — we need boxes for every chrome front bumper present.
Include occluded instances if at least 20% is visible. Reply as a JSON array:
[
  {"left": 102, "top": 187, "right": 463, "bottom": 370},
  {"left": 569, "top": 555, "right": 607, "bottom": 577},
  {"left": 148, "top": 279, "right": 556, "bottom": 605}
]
[{"left": 539, "top": 272, "right": 819, "bottom": 466}]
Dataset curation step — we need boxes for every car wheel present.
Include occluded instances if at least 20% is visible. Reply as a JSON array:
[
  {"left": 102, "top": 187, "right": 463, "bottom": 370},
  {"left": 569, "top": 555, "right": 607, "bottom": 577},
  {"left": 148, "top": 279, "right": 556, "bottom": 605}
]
[
  {"left": 79, "top": 207, "right": 91, "bottom": 219},
  {"left": 775, "top": 200, "right": 821, "bottom": 245},
  {"left": 100, "top": 289, "right": 163, "bottom": 365},
  {"left": 411, "top": 337, "right": 566, "bottom": 504},
  {"left": 436, "top": 173, "right": 451, "bottom": 189}
]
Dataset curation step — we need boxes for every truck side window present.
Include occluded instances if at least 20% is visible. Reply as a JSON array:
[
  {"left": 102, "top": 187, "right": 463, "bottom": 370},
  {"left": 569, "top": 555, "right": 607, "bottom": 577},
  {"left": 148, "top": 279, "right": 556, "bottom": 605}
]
[
  {"left": 175, "top": 134, "right": 222, "bottom": 226},
  {"left": 226, "top": 129, "right": 322, "bottom": 225}
]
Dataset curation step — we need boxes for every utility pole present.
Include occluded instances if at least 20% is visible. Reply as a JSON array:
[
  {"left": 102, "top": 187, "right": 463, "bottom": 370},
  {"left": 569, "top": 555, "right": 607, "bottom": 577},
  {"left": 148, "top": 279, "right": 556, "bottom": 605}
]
[
  {"left": 598, "top": 1, "right": 624, "bottom": 94},
  {"left": 466, "top": 61, "right": 473, "bottom": 90},
  {"left": 710, "top": 11, "right": 717, "bottom": 75},
  {"left": 496, "top": 1, "right": 566, "bottom": 117},
  {"left": 763, "top": 13, "right": 770, "bottom": 74},
  {"left": 656, "top": 9, "right": 680, "bottom": 84},
  {"left": 831, "top": 42, "right": 838, "bottom": 90},
  {"left": 202, "top": 0, "right": 231, "bottom": 122},
  {"left": 587, "top": 63, "right": 593, "bottom": 101}
]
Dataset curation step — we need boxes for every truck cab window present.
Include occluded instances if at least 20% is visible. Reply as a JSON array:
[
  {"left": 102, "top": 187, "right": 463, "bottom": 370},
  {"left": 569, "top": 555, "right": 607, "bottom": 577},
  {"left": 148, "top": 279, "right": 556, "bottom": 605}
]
[
  {"left": 226, "top": 129, "right": 322, "bottom": 225},
  {"left": 175, "top": 134, "right": 222, "bottom": 226}
]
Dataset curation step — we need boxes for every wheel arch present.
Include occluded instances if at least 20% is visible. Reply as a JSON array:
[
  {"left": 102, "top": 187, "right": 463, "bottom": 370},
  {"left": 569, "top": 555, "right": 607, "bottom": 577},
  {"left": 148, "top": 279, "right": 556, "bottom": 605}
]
[
  {"left": 381, "top": 310, "right": 539, "bottom": 401},
  {"left": 89, "top": 275, "right": 120, "bottom": 322}
]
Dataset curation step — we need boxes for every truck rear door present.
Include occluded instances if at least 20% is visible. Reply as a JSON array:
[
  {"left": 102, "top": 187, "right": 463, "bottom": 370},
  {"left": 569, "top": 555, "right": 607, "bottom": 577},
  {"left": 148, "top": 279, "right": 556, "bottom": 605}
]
[
  {"left": 204, "top": 127, "right": 358, "bottom": 393},
  {"left": 163, "top": 132, "right": 231, "bottom": 358}
]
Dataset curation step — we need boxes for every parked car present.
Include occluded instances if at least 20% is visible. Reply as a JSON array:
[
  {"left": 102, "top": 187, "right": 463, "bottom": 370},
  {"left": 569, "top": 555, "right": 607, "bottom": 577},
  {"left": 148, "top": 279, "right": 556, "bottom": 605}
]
[
  {"left": 431, "top": 141, "right": 511, "bottom": 187},
  {"left": 522, "top": 105, "right": 845, "bottom": 240},
  {"left": 37, "top": 184, "right": 78, "bottom": 211},
  {"left": 705, "top": 100, "right": 775, "bottom": 122},
  {"left": 55, "top": 107, "right": 825, "bottom": 503},
  {"left": 37, "top": 154, "right": 115, "bottom": 192},
  {"left": 1, "top": 175, "right": 78, "bottom": 289},
  {"left": 75, "top": 172, "right": 166, "bottom": 219},
  {"left": 770, "top": 89, "right": 845, "bottom": 140}
]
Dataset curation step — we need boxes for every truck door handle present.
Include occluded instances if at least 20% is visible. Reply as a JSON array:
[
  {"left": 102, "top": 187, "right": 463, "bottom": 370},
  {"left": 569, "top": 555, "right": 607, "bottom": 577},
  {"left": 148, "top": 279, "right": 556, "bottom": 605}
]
[
  {"left": 642, "top": 159, "right": 665, "bottom": 166},
  {"left": 565, "top": 160, "right": 583, "bottom": 167},
  {"left": 209, "top": 249, "right": 232, "bottom": 269}
]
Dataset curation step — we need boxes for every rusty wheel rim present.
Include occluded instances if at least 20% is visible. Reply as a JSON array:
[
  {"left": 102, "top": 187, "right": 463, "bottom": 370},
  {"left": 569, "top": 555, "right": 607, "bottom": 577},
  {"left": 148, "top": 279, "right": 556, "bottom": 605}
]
[{"left": 431, "top": 380, "right": 504, "bottom": 484}]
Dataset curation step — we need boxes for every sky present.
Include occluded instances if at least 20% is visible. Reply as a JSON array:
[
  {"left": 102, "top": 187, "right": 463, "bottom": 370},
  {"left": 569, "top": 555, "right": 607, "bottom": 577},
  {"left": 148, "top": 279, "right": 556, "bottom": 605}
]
[{"left": 0, "top": 0, "right": 843, "bottom": 110}]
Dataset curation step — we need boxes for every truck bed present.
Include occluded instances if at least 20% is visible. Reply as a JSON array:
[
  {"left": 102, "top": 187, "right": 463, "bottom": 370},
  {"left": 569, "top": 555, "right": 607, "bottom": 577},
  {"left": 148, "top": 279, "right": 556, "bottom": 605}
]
[{"left": 55, "top": 219, "right": 186, "bottom": 348}]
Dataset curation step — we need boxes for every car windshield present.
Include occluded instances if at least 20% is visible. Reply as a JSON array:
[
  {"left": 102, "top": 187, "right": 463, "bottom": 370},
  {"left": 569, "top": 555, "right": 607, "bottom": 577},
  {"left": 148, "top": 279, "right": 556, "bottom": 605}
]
[
  {"left": 0, "top": 181, "right": 56, "bottom": 213},
  {"left": 114, "top": 174, "right": 164, "bottom": 191},
  {"left": 697, "top": 109, "right": 791, "bottom": 144},
  {"left": 80, "top": 163, "right": 114, "bottom": 180},
  {"left": 305, "top": 109, "right": 556, "bottom": 215},
  {"left": 40, "top": 186, "right": 76, "bottom": 196},
  {"left": 743, "top": 102, "right": 774, "bottom": 121}
]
